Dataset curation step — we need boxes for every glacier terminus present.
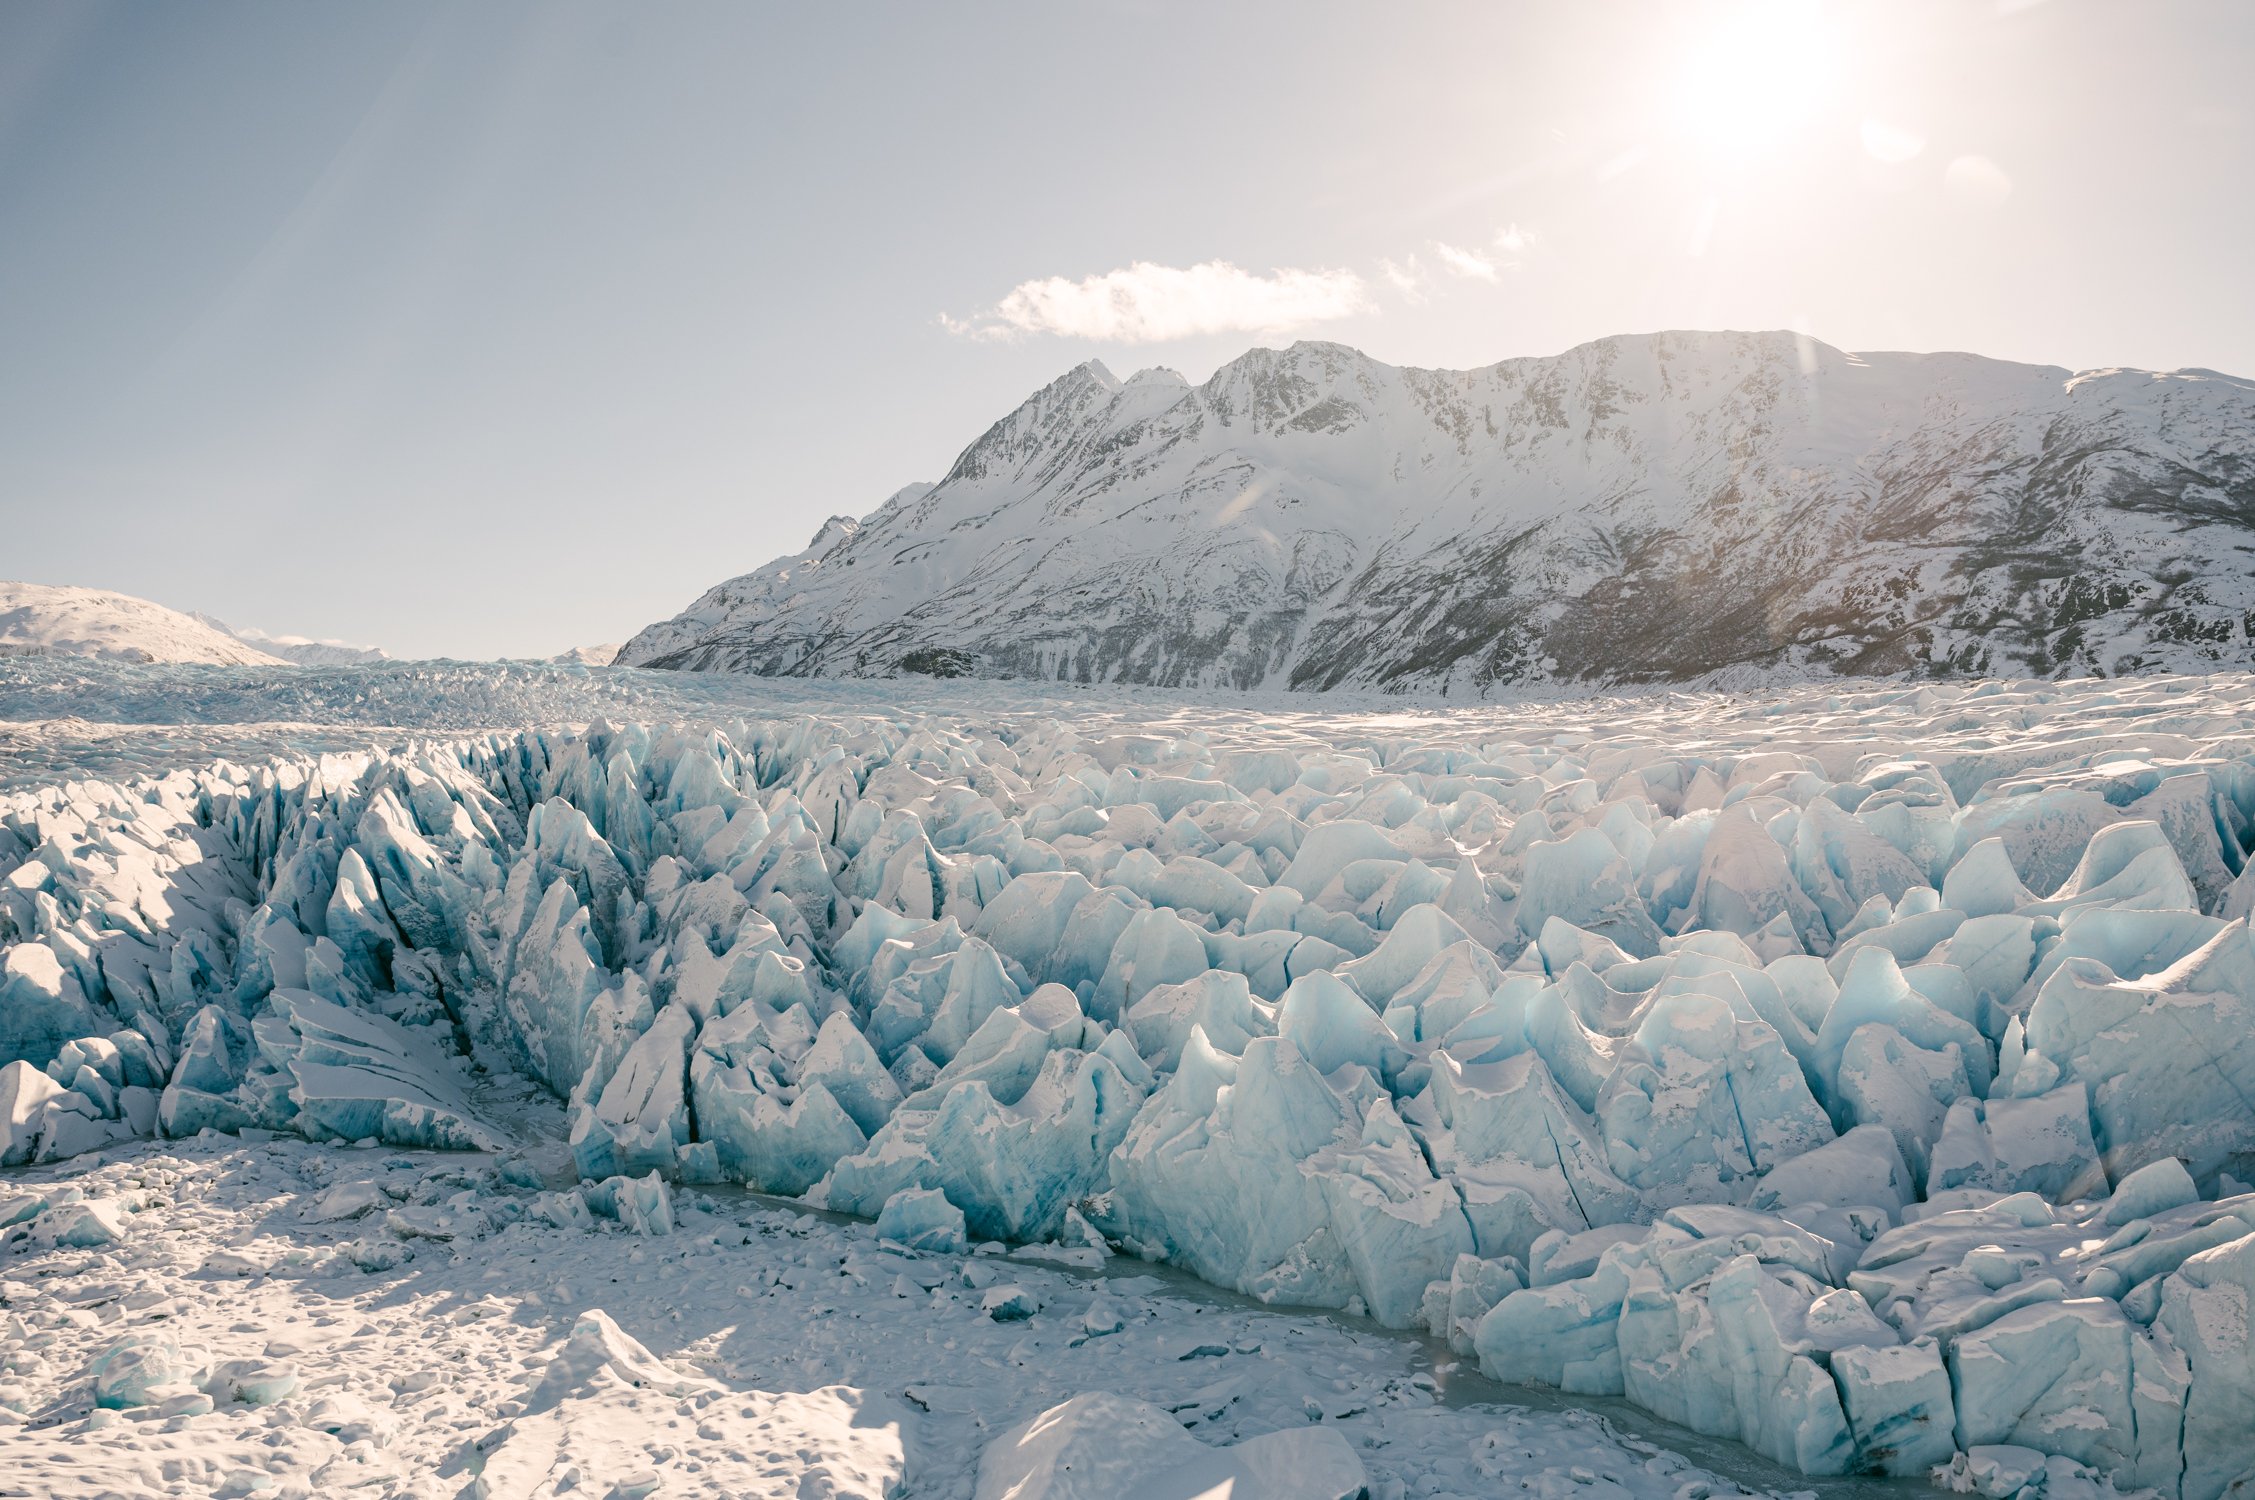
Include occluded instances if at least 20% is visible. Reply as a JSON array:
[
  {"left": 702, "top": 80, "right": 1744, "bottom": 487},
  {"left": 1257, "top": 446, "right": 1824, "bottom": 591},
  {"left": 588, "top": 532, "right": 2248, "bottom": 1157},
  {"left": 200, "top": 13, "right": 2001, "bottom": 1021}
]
[{"left": 3, "top": 660, "right": 2254, "bottom": 1497}]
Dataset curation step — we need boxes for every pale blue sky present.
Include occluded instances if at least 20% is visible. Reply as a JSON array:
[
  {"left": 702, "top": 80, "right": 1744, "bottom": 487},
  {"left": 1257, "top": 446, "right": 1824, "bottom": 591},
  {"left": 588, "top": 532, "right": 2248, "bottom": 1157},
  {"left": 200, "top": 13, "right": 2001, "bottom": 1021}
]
[{"left": 3, "top": 1, "right": 2250, "bottom": 658}]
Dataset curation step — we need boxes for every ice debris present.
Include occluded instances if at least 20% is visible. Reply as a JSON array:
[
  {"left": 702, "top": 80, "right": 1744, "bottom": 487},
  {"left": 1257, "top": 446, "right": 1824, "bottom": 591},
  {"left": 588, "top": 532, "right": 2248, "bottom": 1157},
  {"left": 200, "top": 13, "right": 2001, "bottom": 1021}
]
[
  {"left": 974, "top": 1390, "right": 1366, "bottom": 1500},
  {"left": 875, "top": 1185, "right": 968, "bottom": 1253}
]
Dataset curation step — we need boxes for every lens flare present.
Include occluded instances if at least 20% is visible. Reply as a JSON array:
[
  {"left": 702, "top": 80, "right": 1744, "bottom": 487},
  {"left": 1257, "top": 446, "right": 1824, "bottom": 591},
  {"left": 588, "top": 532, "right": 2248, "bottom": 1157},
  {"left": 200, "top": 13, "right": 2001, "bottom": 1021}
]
[{"left": 1669, "top": 1, "right": 1841, "bottom": 163}]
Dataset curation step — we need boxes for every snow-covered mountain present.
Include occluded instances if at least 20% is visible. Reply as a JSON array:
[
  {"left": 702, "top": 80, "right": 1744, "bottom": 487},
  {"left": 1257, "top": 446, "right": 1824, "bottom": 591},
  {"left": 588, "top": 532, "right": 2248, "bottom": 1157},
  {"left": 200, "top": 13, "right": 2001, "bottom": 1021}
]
[
  {"left": 621, "top": 331, "right": 2255, "bottom": 691},
  {"left": 0, "top": 582, "right": 289, "bottom": 667},
  {"left": 190, "top": 613, "right": 390, "bottom": 666}
]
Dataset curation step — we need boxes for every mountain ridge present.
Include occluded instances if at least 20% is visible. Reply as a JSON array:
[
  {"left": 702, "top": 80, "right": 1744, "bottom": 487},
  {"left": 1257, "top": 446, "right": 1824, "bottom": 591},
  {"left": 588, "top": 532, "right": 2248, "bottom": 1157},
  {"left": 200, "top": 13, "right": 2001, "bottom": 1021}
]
[
  {"left": 0, "top": 583, "right": 398, "bottom": 668},
  {"left": 0, "top": 582, "right": 291, "bottom": 667},
  {"left": 621, "top": 330, "right": 2255, "bottom": 692},
  {"left": 188, "top": 612, "right": 390, "bottom": 666}
]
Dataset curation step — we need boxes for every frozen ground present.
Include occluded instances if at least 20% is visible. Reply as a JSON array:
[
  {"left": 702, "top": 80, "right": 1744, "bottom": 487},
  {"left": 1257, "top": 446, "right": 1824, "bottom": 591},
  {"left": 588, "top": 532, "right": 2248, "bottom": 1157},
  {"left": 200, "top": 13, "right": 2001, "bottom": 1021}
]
[
  {"left": 5, "top": 660, "right": 2255, "bottom": 1497},
  {"left": 0, "top": 1133, "right": 1827, "bottom": 1500}
]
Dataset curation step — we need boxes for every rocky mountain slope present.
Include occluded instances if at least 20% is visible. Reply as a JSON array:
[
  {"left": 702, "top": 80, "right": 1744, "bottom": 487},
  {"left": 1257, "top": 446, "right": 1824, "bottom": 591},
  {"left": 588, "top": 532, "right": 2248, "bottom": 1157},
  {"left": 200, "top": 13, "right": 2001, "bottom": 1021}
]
[
  {"left": 0, "top": 582, "right": 289, "bottom": 667},
  {"left": 621, "top": 331, "right": 2255, "bottom": 692}
]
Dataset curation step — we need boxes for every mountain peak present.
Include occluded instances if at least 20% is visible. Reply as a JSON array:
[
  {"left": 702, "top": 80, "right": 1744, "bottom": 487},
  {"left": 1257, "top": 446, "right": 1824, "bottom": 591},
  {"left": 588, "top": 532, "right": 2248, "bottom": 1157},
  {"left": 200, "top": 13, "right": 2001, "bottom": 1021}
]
[
  {"left": 1066, "top": 358, "right": 1120, "bottom": 391},
  {"left": 805, "top": 514, "right": 860, "bottom": 553},
  {"left": 622, "top": 333, "right": 2255, "bottom": 690}
]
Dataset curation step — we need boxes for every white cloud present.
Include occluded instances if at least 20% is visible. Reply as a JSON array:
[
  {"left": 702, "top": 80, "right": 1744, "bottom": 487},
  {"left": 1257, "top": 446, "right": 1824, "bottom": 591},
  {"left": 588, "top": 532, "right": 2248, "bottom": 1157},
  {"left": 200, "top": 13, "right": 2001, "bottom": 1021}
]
[
  {"left": 1378, "top": 255, "right": 1428, "bottom": 304},
  {"left": 1431, "top": 241, "right": 1498, "bottom": 281},
  {"left": 946, "top": 260, "right": 1370, "bottom": 344},
  {"left": 1492, "top": 223, "right": 1533, "bottom": 253},
  {"left": 1945, "top": 154, "right": 2013, "bottom": 204}
]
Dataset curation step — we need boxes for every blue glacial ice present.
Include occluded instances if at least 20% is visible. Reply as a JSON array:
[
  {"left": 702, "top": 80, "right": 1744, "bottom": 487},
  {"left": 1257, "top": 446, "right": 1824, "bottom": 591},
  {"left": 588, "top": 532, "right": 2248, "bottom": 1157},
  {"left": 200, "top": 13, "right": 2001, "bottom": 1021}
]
[{"left": 6, "top": 666, "right": 2255, "bottom": 1491}]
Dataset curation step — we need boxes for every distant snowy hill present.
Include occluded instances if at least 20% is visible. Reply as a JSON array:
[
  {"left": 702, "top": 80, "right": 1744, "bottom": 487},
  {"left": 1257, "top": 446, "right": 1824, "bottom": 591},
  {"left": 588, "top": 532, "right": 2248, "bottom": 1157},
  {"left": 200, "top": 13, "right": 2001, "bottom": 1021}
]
[
  {"left": 190, "top": 613, "right": 390, "bottom": 666},
  {"left": 549, "top": 642, "right": 621, "bottom": 667},
  {"left": 0, "top": 582, "right": 288, "bottom": 666},
  {"left": 621, "top": 331, "right": 2255, "bottom": 691}
]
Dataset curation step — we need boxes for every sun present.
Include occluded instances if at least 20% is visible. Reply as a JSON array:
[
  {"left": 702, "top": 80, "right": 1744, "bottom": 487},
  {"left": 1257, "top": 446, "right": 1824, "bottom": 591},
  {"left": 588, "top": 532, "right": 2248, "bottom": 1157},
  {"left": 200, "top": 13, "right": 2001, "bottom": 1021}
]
[{"left": 1668, "top": 0, "right": 1842, "bottom": 164}]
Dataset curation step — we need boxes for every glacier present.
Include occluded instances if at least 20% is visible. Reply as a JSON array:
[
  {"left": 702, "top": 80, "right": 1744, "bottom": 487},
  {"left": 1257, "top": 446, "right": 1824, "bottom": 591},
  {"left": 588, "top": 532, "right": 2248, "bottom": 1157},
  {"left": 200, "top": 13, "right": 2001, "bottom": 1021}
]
[{"left": 6, "top": 661, "right": 2255, "bottom": 1493}]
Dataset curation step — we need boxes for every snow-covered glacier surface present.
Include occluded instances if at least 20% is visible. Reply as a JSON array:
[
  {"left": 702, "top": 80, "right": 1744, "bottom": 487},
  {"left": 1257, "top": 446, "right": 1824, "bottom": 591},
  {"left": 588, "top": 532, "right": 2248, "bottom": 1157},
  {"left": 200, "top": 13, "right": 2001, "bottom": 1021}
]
[{"left": 6, "top": 660, "right": 2255, "bottom": 1497}]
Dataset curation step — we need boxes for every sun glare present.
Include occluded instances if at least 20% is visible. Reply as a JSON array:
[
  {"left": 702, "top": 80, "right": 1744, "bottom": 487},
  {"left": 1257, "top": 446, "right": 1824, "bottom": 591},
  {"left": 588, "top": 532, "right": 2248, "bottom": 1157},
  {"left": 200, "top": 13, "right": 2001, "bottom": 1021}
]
[{"left": 1669, "top": 1, "right": 1841, "bottom": 163}]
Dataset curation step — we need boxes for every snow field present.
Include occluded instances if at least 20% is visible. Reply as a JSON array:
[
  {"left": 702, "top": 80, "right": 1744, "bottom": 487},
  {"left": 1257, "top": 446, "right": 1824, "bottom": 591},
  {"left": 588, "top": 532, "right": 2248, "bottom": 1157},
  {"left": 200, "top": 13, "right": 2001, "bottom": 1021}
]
[
  {"left": 0, "top": 1137, "right": 1779, "bottom": 1499},
  {"left": 6, "top": 665, "right": 2255, "bottom": 1494},
  {"left": 614, "top": 335, "right": 2255, "bottom": 690},
  {"left": 0, "top": 582, "right": 291, "bottom": 668}
]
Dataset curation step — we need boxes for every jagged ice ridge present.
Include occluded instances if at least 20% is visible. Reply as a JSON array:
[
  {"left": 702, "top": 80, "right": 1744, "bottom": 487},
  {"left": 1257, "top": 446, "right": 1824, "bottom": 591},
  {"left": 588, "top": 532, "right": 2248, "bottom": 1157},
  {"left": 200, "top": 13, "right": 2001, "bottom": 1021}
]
[{"left": 5, "top": 669, "right": 2255, "bottom": 1492}]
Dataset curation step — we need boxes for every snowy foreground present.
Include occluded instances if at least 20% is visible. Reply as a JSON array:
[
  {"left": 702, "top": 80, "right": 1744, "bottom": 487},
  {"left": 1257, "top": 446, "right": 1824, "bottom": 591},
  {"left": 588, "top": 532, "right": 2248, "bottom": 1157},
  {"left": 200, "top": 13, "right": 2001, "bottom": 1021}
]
[
  {"left": 0, "top": 1136, "right": 1796, "bottom": 1500},
  {"left": 4, "top": 664, "right": 2255, "bottom": 1497}
]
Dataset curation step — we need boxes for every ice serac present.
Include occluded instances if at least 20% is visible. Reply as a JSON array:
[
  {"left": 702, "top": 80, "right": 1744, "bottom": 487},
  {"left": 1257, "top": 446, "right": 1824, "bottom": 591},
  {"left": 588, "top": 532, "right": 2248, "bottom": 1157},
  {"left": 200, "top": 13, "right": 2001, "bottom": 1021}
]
[
  {"left": 0, "top": 945, "right": 105, "bottom": 1072},
  {"left": 1103, "top": 1029, "right": 1472, "bottom": 1325},
  {"left": 1421, "top": 1049, "right": 1641, "bottom": 1265},
  {"left": 621, "top": 335, "right": 2255, "bottom": 691},
  {"left": 817, "top": 1046, "right": 1142, "bottom": 1243},
  {"left": 2018, "top": 918, "right": 2255, "bottom": 1187},
  {"left": 1595, "top": 989, "right": 1834, "bottom": 1204},
  {"left": 1834, "top": 1341, "right": 1958, "bottom": 1476},
  {"left": 2158, "top": 1232, "right": 2255, "bottom": 1500},
  {"left": 244, "top": 991, "right": 499, "bottom": 1151},
  {"left": 1, "top": 1061, "right": 68, "bottom": 1166},
  {"left": 1926, "top": 1085, "right": 2106, "bottom": 1204},
  {"left": 1948, "top": 1299, "right": 2154, "bottom": 1479},
  {"left": 15, "top": 671, "right": 2255, "bottom": 1490},
  {"left": 571, "top": 1001, "right": 693, "bottom": 1178}
]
